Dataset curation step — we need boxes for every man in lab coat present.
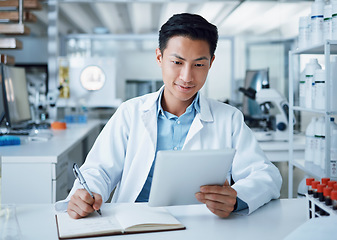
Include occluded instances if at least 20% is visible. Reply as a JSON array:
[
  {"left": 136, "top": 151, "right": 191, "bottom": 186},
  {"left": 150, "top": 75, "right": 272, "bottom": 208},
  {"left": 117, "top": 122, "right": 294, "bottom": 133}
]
[{"left": 57, "top": 13, "right": 282, "bottom": 219}]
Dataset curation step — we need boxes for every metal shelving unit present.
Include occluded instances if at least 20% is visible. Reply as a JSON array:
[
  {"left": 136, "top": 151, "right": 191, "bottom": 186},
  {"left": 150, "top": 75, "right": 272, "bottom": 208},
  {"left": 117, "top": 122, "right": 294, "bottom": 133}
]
[{"left": 288, "top": 40, "right": 337, "bottom": 198}]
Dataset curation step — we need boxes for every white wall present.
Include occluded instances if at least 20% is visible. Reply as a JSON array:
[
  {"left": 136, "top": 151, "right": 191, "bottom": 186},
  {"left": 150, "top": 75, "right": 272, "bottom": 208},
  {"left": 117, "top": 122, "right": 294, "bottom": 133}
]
[
  {"left": 119, "top": 50, "right": 162, "bottom": 80},
  {"left": 115, "top": 50, "right": 162, "bottom": 100},
  {"left": 204, "top": 40, "right": 232, "bottom": 101}
]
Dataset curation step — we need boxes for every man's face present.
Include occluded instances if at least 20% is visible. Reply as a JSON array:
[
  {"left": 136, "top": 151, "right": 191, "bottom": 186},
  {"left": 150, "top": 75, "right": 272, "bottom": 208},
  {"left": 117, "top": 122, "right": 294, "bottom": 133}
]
[{"left": 156, "top": 36, "right": 215, "bottom": 107}]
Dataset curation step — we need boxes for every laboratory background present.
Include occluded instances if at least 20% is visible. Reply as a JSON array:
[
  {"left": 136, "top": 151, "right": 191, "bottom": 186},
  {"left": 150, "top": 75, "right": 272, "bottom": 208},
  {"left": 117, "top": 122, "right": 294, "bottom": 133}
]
[{"left": 0, "top": 0, "right": 337, "bottom": 239}]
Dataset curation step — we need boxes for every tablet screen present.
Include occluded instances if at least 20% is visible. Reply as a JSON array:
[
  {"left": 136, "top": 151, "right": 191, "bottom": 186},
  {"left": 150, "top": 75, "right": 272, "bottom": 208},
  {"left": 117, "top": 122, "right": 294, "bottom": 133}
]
[{"left": 148, "top": 149, "right": 236, "bottom": 207}]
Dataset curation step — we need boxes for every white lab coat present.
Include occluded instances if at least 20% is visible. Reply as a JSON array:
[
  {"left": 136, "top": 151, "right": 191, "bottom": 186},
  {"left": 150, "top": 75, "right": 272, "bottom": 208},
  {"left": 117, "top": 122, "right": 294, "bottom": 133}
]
[{"left": 56, "top": 87, "right": 282, "bottom": 214}]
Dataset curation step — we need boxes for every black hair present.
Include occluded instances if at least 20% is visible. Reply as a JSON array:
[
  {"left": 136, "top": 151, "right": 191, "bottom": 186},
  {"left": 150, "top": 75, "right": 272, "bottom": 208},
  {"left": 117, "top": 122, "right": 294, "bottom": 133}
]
[{"left": 159, "top": 13, "right": 218, "bottom": 58}]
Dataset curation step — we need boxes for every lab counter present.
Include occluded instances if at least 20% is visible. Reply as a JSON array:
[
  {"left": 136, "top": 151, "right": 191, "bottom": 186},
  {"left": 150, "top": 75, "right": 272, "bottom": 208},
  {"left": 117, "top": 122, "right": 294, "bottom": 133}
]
[
  {"left": 7, "top": 199, "right": 308, "bottom": 240},
  {"left": 0, "top": 121, "right": 102, "bottom": 204}
]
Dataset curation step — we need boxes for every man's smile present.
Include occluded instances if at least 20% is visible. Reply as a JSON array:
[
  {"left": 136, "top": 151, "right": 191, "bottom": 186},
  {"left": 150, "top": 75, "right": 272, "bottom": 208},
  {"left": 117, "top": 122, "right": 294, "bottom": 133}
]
[{"left": 174, "top": 83, "right": 195, "bottom": 91}]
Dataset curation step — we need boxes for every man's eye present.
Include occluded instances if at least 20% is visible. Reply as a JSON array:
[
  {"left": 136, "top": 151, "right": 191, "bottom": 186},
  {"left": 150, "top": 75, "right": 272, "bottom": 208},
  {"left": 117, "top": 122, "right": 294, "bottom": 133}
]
[
  {"left": 172, "top": 61, "right": 182, "bottom": 65},
  {"left": 195, "top": 64, "right": 204, "bottom": 67}
]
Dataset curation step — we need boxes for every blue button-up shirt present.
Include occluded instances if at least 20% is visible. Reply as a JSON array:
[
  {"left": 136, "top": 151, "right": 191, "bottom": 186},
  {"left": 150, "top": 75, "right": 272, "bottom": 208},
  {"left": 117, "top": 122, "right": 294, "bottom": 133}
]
[{"left": 136, "top": 90, "right": 200, "bottom": 202}]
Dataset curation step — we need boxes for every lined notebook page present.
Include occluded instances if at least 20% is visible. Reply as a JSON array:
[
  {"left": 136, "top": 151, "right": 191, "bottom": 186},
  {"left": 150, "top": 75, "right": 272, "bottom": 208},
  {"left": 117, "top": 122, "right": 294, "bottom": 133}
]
[
  {"left": 56, "top": 210, "right": 123, "bottom": 238},
  {"left": 115, "top": 204, "right": 183, "bottom": 231}
]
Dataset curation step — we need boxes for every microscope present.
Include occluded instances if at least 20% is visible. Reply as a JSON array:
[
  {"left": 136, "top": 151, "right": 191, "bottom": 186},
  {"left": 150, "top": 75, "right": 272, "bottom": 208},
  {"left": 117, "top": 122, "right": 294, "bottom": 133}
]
[{"left": 239, "top": 87, "right": 291, "bottom": 141}]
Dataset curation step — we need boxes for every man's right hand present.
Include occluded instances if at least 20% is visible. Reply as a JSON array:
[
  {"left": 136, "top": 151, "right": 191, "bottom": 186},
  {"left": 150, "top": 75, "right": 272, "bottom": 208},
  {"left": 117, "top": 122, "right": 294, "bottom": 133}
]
[{"left": 67, "top": 189, "right": 103, "bottom": 219}]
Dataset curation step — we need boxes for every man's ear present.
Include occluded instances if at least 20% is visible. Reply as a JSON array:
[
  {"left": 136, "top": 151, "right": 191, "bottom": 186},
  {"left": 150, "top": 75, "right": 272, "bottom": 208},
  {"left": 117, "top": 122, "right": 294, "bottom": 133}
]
[
  {"left": 155, "top": 48, "right": 163, "bottom": 66},
  {"left": 209, "top": 55, "right": 215, "bottom": 69}
]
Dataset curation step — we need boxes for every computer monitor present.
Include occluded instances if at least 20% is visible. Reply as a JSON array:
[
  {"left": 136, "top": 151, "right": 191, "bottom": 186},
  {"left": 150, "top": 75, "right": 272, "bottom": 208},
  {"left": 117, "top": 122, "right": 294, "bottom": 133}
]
[
  {"left": 2, "top": 65, "right": 32, "bottom": 128},
  {"left": 242, "top": 68, "right": 270, "bottom": 117},
  {"left": 0, "top": 65, "right": 6, "bottom": 126}
]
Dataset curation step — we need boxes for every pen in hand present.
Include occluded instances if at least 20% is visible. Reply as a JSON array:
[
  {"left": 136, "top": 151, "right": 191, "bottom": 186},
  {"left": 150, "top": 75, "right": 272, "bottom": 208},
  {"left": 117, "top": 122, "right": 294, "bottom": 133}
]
[{"left": 72, "top": 163, "right": 102, "bottom": 216}]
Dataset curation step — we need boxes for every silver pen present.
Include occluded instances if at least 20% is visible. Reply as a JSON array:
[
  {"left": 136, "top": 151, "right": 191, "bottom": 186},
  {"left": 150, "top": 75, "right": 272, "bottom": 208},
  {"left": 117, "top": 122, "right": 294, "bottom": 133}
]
[{"left": 72, "top": 163, "right": 102, "bottom": 216}]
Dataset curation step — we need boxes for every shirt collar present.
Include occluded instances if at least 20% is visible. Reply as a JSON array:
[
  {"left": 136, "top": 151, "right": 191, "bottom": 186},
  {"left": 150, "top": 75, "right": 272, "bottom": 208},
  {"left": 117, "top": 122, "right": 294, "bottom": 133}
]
[{"left": 157, "top": 87, "right": 200, "bottom": 117}]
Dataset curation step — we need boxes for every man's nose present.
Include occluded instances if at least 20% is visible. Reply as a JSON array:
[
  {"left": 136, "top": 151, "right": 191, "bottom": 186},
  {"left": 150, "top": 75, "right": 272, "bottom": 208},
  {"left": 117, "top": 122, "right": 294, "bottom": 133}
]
[{"left": 179, "top": 65, "right": 193, "bottom": 82}]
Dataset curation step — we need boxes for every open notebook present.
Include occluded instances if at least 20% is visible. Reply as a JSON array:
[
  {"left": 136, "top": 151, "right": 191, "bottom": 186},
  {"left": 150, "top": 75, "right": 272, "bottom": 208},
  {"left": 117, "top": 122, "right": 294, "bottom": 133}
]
[{"left": 55, "top": 204, "right": 185, "bottom": 239}]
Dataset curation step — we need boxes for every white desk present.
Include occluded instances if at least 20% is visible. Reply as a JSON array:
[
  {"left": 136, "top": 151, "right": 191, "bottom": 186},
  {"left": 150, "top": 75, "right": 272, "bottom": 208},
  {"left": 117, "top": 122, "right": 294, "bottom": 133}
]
[
  {"left": 0, "top": 121, "right": 101, "bottom": 204},
  {"left": 12, "top": 199, "right": 307, "bottom": 240},
  {"left": 258, "top": 135, "right": 305, "bottom": 162}
]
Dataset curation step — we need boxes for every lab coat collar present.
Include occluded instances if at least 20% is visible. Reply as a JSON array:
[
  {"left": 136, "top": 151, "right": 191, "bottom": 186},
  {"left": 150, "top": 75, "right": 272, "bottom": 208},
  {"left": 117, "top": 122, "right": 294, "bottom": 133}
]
[
  {"left": 141, "top": 85, "right": 214, "bottom": 123},
  {"left": 141, "top": 86, "right": 163, "bottom": 112},
  {"left": 198, "top": 93, "right": 213, "bottom": 123}
]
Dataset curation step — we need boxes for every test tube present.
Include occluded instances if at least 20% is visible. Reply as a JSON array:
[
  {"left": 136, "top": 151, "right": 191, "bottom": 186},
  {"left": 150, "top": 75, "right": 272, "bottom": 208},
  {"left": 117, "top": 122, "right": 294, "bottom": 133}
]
[
  {"left": 331, "top": 190, "right": 337, "bottom": 210},
  {"left": 334, "top": 183, "right": 337, "bottom": 191},
  {"left": 306, "top": 178, "right": 315, "bottom": 194},
  {"left": 312, "top": 180, "right": 320, "bottom": 198},
  {"left": 324, "top": 187, "right": 333, "bottom": 206},
  {"left": 328, "top": 180, "right": 337, "bottom": 188},
  {"left": 321, "top": 178, "right": 330, "bottom": 185},
  {"left": 317, "top": 184, "right": 326, "bottom": 202}
]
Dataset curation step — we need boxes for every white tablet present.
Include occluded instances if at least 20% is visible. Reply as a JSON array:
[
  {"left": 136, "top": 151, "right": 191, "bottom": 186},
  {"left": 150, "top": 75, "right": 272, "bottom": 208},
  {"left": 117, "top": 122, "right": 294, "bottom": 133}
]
[{"left": 148, "top": 149, "right": 236, "bottom": 207}]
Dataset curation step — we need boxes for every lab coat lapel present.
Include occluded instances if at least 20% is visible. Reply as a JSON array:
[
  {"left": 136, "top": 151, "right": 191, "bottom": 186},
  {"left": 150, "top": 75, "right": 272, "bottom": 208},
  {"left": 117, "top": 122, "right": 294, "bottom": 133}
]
[
  {"left": 184, "top": 94, "right": 213, "bottom": 149},
  {"left": 141, "top": 108, "right": 157, "bottom": 148},
  {"left": 184, "top": 115, "right": 203, "bottom": 148},
  {"left": 140, "top": 89, "right": 161, "bottom": 149}
]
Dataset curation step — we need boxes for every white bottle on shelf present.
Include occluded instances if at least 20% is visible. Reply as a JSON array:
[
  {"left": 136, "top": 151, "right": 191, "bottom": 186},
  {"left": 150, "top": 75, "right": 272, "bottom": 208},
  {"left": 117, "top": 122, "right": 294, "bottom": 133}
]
[
  {"left": 299, "top": 16, "right": 311, "bottom": 49},
  {"left": 299, "top": 64, "right": 308, "bottom": 108},
  {"left": 330, "top": 118, "right": 337, "bottom": 177},
  {"left": 330, "top": 118, "right": 337, "bottom": 147},
  {"left": 324, "top": 4, "right": 332, "bottom": 41},
  {"left": 313, "top": 69, "right": 325, "bottom": 110},
  {"left": 311, "top": 0, "right": 325, "bottom": 45},
  {"left": 305, "top": 58, "right": 322, "bottom": 108},
  {"left": 332, "top": 0, "right": 337, "bottom": 40},
  {"left": 330, "top": 56, "right": 337, "bottom": 111},
  {"left": 305, "top": 117, "right": 317, "bottom": 165},
  {"left": 314, "top": 116, "right": 325, "bottom": 169}
]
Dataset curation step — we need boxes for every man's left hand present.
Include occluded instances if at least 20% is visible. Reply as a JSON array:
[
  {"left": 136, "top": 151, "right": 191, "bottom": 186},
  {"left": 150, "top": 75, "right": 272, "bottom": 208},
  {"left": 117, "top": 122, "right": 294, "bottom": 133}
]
[{"left": 195, "top": 179, "right": 237, "bottom": 218}]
